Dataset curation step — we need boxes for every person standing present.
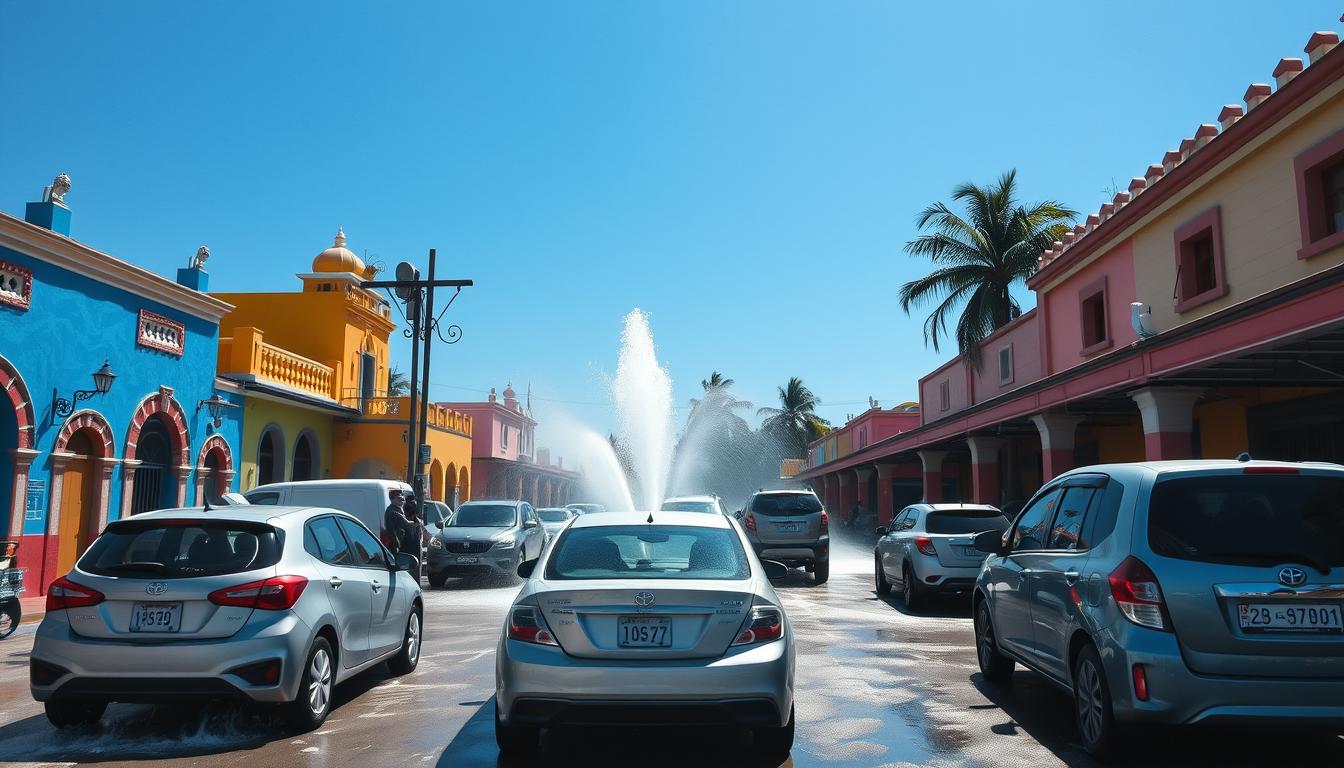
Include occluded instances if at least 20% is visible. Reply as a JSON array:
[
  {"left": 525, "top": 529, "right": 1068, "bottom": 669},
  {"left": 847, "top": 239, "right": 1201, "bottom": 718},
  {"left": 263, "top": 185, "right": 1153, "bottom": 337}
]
[
  {"left": 383, "top": 490, "right": 410, "bottom": 556},
  {"left": 401, "top": 496, "right": 424, "bottom": 556}
]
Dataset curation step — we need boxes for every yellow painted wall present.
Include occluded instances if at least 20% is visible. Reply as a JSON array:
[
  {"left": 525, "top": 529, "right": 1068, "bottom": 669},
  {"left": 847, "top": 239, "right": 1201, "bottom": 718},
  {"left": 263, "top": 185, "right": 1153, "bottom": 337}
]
[
  {"left": 331, "top": 422, "right": 473, "bottom": 503},
  {"left": 1092, "top": 419, "right": 1146, "bottom": 464},
  {"left": 239, "top": 398, "right": 334, "bottom": 491},
  {"left": 1194, "top": 399, "right": 1250, "bottom": 459}
]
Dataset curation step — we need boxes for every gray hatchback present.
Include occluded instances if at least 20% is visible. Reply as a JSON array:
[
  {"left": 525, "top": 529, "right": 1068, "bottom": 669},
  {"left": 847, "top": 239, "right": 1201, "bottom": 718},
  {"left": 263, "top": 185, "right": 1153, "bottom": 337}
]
[{"left": 972, "top": 459, "right": 1344, "bottom": 757}]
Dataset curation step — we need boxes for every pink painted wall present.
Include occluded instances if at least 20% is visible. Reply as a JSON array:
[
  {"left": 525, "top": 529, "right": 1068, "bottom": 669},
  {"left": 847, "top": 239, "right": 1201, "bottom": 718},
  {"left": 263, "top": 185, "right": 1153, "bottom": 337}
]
[
  {"left": 970, "top": 310, "right": 1041, "bottom": 401},
  {"left": 920, "top": 357, "right": 970, "bottom": 424},
  {"left": 441, "top": 402, "right": 532, "bottom": 461},
  {"left": 1042, "top": 238, "right": 1138, "bottom": 375}
]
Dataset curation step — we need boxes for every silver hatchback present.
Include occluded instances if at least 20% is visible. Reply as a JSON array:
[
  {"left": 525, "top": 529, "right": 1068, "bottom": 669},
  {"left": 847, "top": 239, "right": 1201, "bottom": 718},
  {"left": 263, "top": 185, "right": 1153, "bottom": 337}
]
[
  {"left": 972, "top": 460, "right": 1344, "bottom": 757},
  {"left": 31, "top": 506, "right": 423, "bottom": 731}
]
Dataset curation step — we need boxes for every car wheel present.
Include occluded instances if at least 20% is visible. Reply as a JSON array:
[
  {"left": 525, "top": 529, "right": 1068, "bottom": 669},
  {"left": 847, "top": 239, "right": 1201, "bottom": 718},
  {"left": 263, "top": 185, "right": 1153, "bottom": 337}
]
[
  {"left": 753, "top": 705, "right": 795, "bottom": 762},
  {"left": 902, "top": 565, "right": 924, "bottom": 611},
  {"left": 813, "top": 558, "right": 829, "bottom": 585},
  {"left": 427, "top": 571, "right": 447, "bottom": 589},
  {"left": 874, "top": 554, "right": 891, "bottom": 596},
  {"left": 0, "top": 600, "right": 19, "bottom": 639},
  {"left": 494, "top": 702, "right": 539, "bottom": 754},
  {"left": 285, "top": 637, "right": 335, "bottom": 732},
  {"left": 1073, "top": 643, "right": 1117, "bottom": 757},
  {"left": 44, "top": 700, "right": 107, "bottom": 728},
  {"left": 387, "top": 609, "right": 422, "bottom": 676},
  {"left": 974, "top": 601, "right": 1014, "bottom": 683}
]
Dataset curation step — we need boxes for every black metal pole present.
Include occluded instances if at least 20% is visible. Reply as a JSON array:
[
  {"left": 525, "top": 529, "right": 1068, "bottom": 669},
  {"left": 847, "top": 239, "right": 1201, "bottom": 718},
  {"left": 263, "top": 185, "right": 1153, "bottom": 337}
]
[
  {"left": 416, "top": 249, "right": 436, "bottom": 509},
  {"left": 405, "top": 289, "right": 421, "bottom": 488}
]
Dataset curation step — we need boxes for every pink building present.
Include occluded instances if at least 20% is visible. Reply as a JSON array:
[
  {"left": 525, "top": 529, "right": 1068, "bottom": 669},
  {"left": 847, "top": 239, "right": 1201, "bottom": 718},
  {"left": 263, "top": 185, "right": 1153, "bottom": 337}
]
[{"left": 441, "top": 383, "right": 579, "bottom": 507}]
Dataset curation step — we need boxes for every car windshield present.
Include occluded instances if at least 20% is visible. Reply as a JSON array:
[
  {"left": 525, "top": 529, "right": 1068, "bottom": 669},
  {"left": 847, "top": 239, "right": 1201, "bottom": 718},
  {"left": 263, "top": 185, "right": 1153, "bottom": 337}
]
[
  {"left": 751, "top": 494, "right": 822, "bottom": 516},
  {"left": 80, "top": 519, "right": 282, "bottom": 578},
  {"left": 1148, "top": 474, "right": 1344, "bottom": 572},
  {"left": 568, "top": 504, "right": 604, "bottom": 514},
  {"left": 546, "top": 525, "right": 750, "bottom": 580},
  {"left": 538, "top": 509, "right": 571, "bottom": 522},
  {"left": 661, "top": 500, "right": 719, "bottom": 514},
  {"left": 449, "top": 504, "right": 517, "bottom": 528},
  {"left": 926, "top": 510, "right": 1011, "bottom": 534}
]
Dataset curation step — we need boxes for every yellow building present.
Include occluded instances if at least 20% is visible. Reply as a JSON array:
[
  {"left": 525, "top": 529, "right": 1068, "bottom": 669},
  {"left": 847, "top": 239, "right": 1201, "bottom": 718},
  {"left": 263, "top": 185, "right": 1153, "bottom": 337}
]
[{"left": 214, "top": 229, "right": 473, "bottom": 500}]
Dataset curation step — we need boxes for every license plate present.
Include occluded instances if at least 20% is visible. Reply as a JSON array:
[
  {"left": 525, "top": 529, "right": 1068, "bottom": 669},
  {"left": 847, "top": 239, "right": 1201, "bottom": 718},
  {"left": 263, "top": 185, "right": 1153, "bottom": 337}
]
[
  {"left": 456, "top": 556, "right": 479, "bottom": 564},
  {"left": 1239, "top": 603, "right": 1344, "bottom": 633},
  {"left": 774, "top": 523, "right": 801, "bottom": 533},
  {"left": 130, "top": 602, "right": 182, "bottom": 633},
  {"left": 618, "top": 616, "right": 673, "bottom": 647}
]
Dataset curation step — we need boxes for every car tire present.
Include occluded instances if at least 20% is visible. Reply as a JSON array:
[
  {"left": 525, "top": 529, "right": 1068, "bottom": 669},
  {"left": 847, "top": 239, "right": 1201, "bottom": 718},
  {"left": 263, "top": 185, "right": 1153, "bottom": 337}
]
[
  {"left": 753, "top": 706, "right": 795, "bottom": 762},
  {"left": 44, "top": 699, "right": 107, "bottom": 728},
  {"left": 1073, "top": 643, "right": 1118, "bottom": 758},
  {"left": 902, "top": 565, "right": 924, "bottom": 611},
  {"left": 285, "top": 637, "right": 335, "bottom": 732},
  {"left": 0, "top": 600, "right": 19, "bottom": 639},
  {"left": 427, "top": 571, "right": 447, "bottom": 589},
  {"left": 813, "top": 558, "right": 829, "bottom": 585},
  {"left": 874, "top": 553, "right": 891, "bottom": 596},
  {"left": 494, "top": 703, "right": 539, "bottom": 754},
  {"left": 974, "top": 600, "right": 1014, "bottom": 683},
  {"left": 386, "top": 609, "right": 422, "bottom": 676}
]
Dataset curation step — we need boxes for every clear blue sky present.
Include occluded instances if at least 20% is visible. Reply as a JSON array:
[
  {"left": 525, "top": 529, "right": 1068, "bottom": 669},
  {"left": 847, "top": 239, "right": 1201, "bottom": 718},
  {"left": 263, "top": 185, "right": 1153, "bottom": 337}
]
[{"left": 2, "top": 1, "right": 1337, "bottom": 438}]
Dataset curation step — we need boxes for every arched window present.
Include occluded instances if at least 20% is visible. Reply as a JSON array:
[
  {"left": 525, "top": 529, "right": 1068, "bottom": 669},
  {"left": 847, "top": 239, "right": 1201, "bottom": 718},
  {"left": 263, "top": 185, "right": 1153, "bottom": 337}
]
[
  {"left": 131, "top": 417, "right": 175, "bottom": 514},
  {"left": 293, "top": 432, "right": 316, "bottom": 481},
  {"left": 257, "top": 426, "right": 286, "bottom": 486}
]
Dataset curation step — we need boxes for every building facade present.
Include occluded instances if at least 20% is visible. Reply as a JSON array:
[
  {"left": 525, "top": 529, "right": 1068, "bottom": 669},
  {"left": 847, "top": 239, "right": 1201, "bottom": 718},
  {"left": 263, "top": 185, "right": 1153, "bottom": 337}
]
[
  {"left": 800, "top": 30, "right": 1344, "bottom": 525},
  {"left": 444, "top": 384, "right": 579, "bottom": 506},
  {"left": 0, "top": 181, "right": 242, "bottom": 592}
]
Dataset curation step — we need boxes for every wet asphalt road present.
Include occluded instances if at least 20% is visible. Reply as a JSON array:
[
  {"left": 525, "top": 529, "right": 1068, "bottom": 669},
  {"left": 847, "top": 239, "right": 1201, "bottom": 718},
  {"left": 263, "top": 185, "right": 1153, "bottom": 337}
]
[{"left": 1, "top": 538, "right": 1342, "bottom": 767}]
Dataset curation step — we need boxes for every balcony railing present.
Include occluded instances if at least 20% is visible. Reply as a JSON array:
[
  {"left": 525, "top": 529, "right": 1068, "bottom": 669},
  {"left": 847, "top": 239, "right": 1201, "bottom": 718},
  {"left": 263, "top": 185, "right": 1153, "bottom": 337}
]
[
  {"left": 338, "top": 391, "right": 472, "bottom": 435},
  {"left": 219, "top": 329, "right": 339, "bottom": 401}
]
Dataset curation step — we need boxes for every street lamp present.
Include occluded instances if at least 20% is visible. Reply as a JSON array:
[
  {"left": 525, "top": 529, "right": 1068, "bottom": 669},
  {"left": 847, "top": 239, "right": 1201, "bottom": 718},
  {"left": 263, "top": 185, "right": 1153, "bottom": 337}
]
[
  {"left": 196, "top": 394, "right": 239, "bottom": 428},
  {"left": 50, "top": 361, "right": 116, "bottom": 424}
]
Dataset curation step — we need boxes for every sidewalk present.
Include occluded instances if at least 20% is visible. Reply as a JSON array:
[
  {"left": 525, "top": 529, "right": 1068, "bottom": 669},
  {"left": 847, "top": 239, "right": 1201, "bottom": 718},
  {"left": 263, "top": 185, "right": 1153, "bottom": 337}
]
[{"left": 18, "top": 595, "right": 43, "bottom": 626}]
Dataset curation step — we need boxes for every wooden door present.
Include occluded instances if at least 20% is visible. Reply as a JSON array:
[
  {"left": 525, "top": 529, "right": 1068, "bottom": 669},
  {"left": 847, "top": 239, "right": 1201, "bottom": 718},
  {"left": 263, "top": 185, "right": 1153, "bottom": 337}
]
[{"left": 57, "top": 449, "right": 94, "bottom": 576}]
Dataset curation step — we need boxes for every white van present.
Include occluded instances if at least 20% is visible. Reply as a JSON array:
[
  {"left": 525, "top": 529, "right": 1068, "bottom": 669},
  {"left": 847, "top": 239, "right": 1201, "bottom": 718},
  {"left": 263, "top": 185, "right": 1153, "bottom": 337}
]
[{"left": 245, "top": 479, "right": 413, "bottom": 544}]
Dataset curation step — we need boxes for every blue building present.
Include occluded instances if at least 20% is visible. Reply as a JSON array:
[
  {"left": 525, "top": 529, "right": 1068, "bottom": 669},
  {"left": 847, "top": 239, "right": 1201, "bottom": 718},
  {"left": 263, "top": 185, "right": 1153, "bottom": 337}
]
[{"left": 0, "top": 176, "right": 242, "bottom": 593}]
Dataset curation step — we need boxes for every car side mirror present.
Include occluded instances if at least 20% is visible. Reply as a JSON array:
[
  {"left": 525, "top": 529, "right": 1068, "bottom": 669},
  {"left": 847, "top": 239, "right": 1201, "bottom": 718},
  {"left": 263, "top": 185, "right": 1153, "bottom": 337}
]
[
  {"left": 524, "top": 519, "right": 539, "bottom": 529},
  {"left": 973, "top": 529, "right": 1007, "bottom": 555},
  {"left": 517, "top": 558, "right": 537, "bottom": 578},
  {"left": 875, "top": 526, "right": 887, "bottom": 537},
  {"left": 394, "top": 552, "right": 419, "bottom": 573},
  {"left": 761, "top": 560, "right": 789, "bottom": 581}
]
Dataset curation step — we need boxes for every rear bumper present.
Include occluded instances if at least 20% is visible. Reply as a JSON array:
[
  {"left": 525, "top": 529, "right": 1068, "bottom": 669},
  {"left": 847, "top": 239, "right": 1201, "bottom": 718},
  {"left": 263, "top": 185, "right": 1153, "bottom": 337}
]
[
  {"left": 30, "top": 611, "right": 311, "bottom": 704},
  {"left": 496, "top": 634, "right": 794, "bottom": 728},
  {"left": 909, "top": 560, "right": 981, "bottom": 592},
  {"left": 750, "top": 537, "right": 829, "bottom": 566}
]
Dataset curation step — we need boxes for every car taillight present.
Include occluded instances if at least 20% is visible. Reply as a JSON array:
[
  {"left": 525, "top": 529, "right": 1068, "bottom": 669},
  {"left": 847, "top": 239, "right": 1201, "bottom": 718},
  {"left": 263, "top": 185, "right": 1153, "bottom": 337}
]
[
  {"left": 914, "top": 536, "right": 938, "bottom": 557},
  {"left": 731, "top": 606, "right": 783, "bottom": 646},
  {"left": 1242, "top": 466, "right": 1298, "bottom": 474},
  {"left": 744, "top": 514, "right": 757, "bottom": 532},
  {"left": 46, "top": 576, "right": 104, "bottom": 612},
  {"left": 507, "top": 605, "right": 559, "bottom": 646},
  {"left": 1108, "top": 556, "right": 1169, "bottom": 631},
  {"left": 209, "top": 575, "right": 309, "bottom": 611},
  {"left": 819, "top": 511, "right": 828, "bottom": 533},
  {"left": 1132, "top": 663, "right": 1149, "bottom": 702}
]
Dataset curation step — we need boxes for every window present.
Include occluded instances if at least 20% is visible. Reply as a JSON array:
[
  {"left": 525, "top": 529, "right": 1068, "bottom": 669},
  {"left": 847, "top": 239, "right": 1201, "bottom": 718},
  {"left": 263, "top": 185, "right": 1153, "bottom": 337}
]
[
  {"left": 305, "top": 517, "right": 354, "bottom": 566},
  {"left": 81, "top": 519, "right": 281, "bottom": 578},
  {"left": 449, "top": 503, "right": 518, "bottom": 527},
  {"left": 998, "top": 346, "right": 1013, "bottom": 386},
  {"left": 336, "top": 517, "right": 388, "bottom": 568},
  {"left": 939, "top": 380, "right": 950, "bottom": 412},
  {"left": 1047, "top": 487, "right": 1095, "bottom": 550},
  {"left": 545, "top": 525, "right": 750, "bottom": 580},
  {"left": 1294, "top": 128, "right": 1344, "bottom": 259},
  {"left": 501, "top": 425, "right": 509, "bottom": 449},
  {"left": 1011, "top": 487, "right": 1061, "bottom": 551},
  {"left": 751, "top": 493, "right": 823, "bottom": 516},
  {"left": 1078, "top": 277, "right": 1110, "bottom": 356},
  {"left": 926, "top": 509, "right": 1011, "bottom": 535},
  {"left": 901, "top": 510, "right": 919, "bottom": 531},
  {"left": 1173, "top": 207, "right": 1227, "bottom": 312}
]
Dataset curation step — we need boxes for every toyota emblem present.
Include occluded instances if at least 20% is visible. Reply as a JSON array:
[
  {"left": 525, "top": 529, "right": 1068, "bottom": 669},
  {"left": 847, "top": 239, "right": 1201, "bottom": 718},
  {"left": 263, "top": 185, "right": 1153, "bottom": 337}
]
[
  {"left": 1278, "top": 567, "right": 1307, "bottom": 587},
  {"left": 145, "top": 582, "right": 168, "bottom": 596},
  {"left": 634, "top": 591, "right": 656, "bottom": 609}
]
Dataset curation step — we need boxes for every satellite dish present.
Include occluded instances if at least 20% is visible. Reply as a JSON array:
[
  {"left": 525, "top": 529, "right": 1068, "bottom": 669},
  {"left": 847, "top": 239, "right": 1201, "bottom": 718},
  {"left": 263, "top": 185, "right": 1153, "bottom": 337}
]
[{"left": 395, "top": 261, "right": 420, "bottom": 300}]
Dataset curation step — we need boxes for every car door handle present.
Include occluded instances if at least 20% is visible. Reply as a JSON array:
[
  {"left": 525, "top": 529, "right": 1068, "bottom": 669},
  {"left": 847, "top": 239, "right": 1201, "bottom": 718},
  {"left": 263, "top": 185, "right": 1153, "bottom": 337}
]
[
  {"left": 1063, "top": 571, "right": 1081, "bottom": 586},
  {"left": 328, "top": 577, "right": 343, "bottom": 589},
  {"left": 371, "top": 581, "right": 382, "bottom": 594}
]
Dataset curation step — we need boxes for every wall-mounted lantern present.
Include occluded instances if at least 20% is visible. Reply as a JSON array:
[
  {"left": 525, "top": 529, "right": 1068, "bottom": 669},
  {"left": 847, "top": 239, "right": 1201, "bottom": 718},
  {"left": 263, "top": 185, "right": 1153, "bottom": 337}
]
[
  {"left": 196, "top": 394, "right": 239, "bottom": 429},
  {"left": 50, "top": 361, "right": 116, "bottom": 424}
]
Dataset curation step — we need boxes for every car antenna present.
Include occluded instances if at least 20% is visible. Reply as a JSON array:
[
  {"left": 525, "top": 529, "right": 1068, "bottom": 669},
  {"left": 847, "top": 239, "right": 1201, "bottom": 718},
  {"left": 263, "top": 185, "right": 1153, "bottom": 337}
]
[{"left": 646, "top": 512, "right": 654, "bottom": 524}]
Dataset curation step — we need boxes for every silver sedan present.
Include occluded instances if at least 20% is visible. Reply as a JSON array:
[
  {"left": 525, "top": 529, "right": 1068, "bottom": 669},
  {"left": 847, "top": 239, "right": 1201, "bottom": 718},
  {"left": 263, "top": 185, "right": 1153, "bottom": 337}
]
[
  {"left": 495, "top": 511, "right": 795, "bottom": 760},
  {"left": 30, "top": 506, "right": 423, "bottom": 731}
]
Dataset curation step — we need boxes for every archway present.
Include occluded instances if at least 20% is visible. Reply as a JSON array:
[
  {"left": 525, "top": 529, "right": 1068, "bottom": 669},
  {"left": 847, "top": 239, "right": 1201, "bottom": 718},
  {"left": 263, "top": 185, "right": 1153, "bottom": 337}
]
[
  {"left": 257, "top": 424, "right": 286, "bottom": 487},
  {"left": 292, "top": 430, "right": 317, "bottom": 481},
  {"left": 50, "top": 410, "right": 116, "bottom": 575},
  {"left": 129, "top": 417, "right": 176, "bottom": 515},
  {"left": 445, "top": 462, "right": 457, "bottom": 508},
  {"left": 195, "top": 434, "right": 235, "bottom": 505},
  {"left": 458, "top": 465, "right": 470, "bottom": 503},
  {"left": 0, "top": 353, "right": 36, "bottom": 540},
  {"left": 429, "top": 459, "right": 443, "bottom": 501},
  {"left": 123, "top": 390, "right": 190, "bottom": 516}
]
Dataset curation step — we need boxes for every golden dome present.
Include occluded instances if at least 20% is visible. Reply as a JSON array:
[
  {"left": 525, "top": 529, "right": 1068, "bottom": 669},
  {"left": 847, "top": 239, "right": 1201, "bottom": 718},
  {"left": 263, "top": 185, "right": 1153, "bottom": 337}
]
[{"left": 312, "top": 227, "right": 367, "bottom": 275}]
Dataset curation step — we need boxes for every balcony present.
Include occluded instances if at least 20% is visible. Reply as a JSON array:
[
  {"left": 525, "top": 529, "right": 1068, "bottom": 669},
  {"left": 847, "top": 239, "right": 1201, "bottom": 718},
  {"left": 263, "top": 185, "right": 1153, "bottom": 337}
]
[
  {"left": 218, "top": 328, "right": 338, "bottom": 401},
  {"left": 338, "top": 392, "right": 473, "bottom": 436}
]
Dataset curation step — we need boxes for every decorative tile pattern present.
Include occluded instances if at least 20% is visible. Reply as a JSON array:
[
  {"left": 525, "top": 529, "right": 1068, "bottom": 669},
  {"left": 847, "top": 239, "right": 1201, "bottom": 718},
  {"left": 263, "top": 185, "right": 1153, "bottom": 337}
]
[{"left": 137, "top": 309, "right": 186, "bottom": 356}]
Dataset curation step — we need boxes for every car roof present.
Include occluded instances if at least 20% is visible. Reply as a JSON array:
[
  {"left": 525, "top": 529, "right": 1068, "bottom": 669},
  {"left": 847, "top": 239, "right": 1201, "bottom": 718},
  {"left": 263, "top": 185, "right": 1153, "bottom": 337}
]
[
  {"left": 1060, "top": 459, "right": 1344, "bottom": 477},
  {"left": 460, "top": 499, "right": 523, "bottom": 507},
  {"left": 569, "top": 511, "right": 732, "bottom": 530},
  {"left": 662, "top": 495, "right": 718, "bottom": 503},
  {"left": 122, "top": 506, "right": 339, "bottom": 523},
  {"left": 909, "top": 503, "right": 1001, "bottom": 512},
  {"left": 250, "top": 479, "right": 411, "bottom": 490},
  {"left": 751, "top": 489, "right": 816, "bottom": 496}
]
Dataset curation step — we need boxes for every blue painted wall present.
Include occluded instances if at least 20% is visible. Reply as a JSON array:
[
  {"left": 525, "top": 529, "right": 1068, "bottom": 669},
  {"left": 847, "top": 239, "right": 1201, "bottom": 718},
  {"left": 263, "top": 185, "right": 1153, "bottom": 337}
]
[{"left": 0, "top": 230, "right": 242, "bottom": 538}]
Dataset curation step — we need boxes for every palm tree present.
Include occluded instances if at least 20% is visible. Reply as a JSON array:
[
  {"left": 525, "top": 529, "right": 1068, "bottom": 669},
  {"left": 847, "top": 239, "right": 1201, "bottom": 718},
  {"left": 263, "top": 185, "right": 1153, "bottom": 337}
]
[
  {"left": 899, "top": 170, "right": 1075, "bottom": 364},
  {"left": 758, "top": 377, "right": 830, "bottom": 457},
  {"left": 386, "top": 366, "right": 410, "bottom": 397},
  {"left": 689, "top": 371, "right": 752, "bottom": 433}
]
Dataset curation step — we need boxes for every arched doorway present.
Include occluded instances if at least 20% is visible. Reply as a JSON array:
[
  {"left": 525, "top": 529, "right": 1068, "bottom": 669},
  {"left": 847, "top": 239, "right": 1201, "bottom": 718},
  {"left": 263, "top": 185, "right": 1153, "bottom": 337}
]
[
  {"left": 257, "top": 425, "right": 285, "bottom": 486},
  {"left": 56, "top": 432, "right": 98, "bottom": 574},
  {"left": 0, "top": 353, "right": 36, "bottom": 541},
  {"left": 429, "top": 459, "right": 443, "bottom": 501},
  {"left": 458, "top": 466, "right": 470, "bottom": 503},
  {"left": 195, "top": 434, "right": 235, "bottom": 505},
  {"left": 445, "top": 462, "right": 457, "bottom": 508},
  {"left": 130, "top": 417, "right": 176, "bottom": 515},
  {"left": 292, "top": 431, "right": 316, "bottom": 481}
]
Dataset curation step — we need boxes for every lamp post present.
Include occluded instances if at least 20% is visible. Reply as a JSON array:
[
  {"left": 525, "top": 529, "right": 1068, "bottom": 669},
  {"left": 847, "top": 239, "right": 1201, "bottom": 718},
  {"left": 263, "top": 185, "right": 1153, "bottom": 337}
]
[{"left": 50, "top": 361, "right": 116, "bottom": 424}]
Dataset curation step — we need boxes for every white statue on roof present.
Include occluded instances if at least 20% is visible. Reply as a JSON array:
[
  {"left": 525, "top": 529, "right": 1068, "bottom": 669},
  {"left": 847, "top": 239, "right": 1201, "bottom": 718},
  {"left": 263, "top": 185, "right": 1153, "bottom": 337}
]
[
  {"left": 43, "top": 173, "right": 71, "bottom": 206},
  {"left": 191, "top": 245, "right": 210, "bottom": 270}
]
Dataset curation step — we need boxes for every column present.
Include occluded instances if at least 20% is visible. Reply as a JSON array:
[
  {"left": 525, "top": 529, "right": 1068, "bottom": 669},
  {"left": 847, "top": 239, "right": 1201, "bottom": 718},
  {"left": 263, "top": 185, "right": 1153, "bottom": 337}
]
[
  {"left": 836, "top": 471, "right": 855, "bottom": 516},
  {"left": 875, "top": 464, "right": 897, "bottom": 526},
  {"left": 966, "top": 436, "right": 1005, "bottom": 506},
  {"left": 1131, "top": 387, "right": 1204, "bottom": 460},
  {"left": 511, "top": 474, "right": 523, "bottom": 501},
  {"left": 219, "top": 470, "right": 236, "bottom": 497},
  {"left": 119, "top": 459, "right": 142, "bottom": 518},
  {"left": 917, "top": 449, "right": 947, "bottom": 503},
  {"left": 96, "top": 458, "right": 117, "bottom": 529},
  {"left": 854, "top": 467, "right": 874, "bottom": 516},
  {"left": 824, "top": 473, "right": 840, "bottom": 514},
  {"left": 7, "top": 448, "right": 39, "bottom": 539},
  {"left": 812, "top": 476, "right": 828, "bottom": 510},
  {"left": 1030, "top": 414, "right": 1083, "bottom": 482},
  {"left": 541, "top": 478, "right": 552, "bottom": 507},
  {"left": 175, "top": 465, "right": 192, "bottom": 509},
  {"left": 525, "top": 474, "right": 539, "bottom": 505}
]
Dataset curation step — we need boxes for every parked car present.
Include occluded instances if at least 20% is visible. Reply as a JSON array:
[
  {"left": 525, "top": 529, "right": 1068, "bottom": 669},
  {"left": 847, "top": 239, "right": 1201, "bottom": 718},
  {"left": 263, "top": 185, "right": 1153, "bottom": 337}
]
[
  {"left": 536, "top": 507, "right": 576, "bottom": 538},
  {"left": 427, "top": 501, "right": 546, "bottom": 588},
  {"left": 738, "top": 489, "right": 830, "bottom": 584},
  {"left": 874, "top": 504, "right": 1010, "bottom": 609},
  {"left": 971, "top": 459, "right": 1344, "bottom": 757},
  {"left": 565, "top": 503, "right": 606, "bottom": 515},
  {"left": 495, "top": 511, "right": 795, "bottom": 760},
  {"left": 246, "top": 479, "right": 415, "bottom": 546},
  {"left": 30, "top": 506, "right": 422, "bottom": 730},
  {"left": 660, "top": 495, "right": 726, "bottom": 515}
]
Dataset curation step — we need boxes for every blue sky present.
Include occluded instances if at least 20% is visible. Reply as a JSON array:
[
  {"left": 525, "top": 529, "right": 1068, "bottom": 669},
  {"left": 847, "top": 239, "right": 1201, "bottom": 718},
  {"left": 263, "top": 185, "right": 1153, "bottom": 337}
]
[{"left": 2, "top": 1, "right": 1338, "bottom": 439}]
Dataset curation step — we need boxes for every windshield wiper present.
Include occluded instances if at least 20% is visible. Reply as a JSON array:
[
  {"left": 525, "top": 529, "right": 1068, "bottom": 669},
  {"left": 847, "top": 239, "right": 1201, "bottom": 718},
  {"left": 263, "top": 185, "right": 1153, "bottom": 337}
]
[
  {"left": 104, "top": 561, "right": 166, "bottom": 573},
  {"left": 1209, "top": 551, "right": 1332, "bottom": 576}
]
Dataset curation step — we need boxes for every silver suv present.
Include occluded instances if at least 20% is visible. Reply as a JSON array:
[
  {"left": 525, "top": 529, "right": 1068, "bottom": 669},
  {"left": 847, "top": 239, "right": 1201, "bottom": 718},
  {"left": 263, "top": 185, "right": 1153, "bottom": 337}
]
[
  {"left": 427, "top": 500, "right": 546, "bottom": 588},
  {"left": 972, "top": 460, "right": 1344, "bottom": 757},
  {"left": 738, "top": 490, "right": 829, "bottom": 584}
]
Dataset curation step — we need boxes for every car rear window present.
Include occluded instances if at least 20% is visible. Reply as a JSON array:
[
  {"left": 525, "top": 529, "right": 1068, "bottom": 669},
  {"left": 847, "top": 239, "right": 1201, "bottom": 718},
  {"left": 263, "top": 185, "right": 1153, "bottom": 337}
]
[
  {"left": 751, "top": 494, "right": 822, "bottom": 516},
  {"left": 661, "top": 501, "right": 718, "bottom": 514},
  {"left": 546, "top": 525, "right": 750, "bottom": 580},
  {"left": 1148, "top": 474, "right": 1344, "bottom": 570},
  {"left": 926, "top": 510, "right": 1011, "bottom": 535},
  {"left": 538, "top": 509, "right": 571, "bottom": 522},
  {"left": 80, "top": 519, "right": 282, "bottom": 578}
]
